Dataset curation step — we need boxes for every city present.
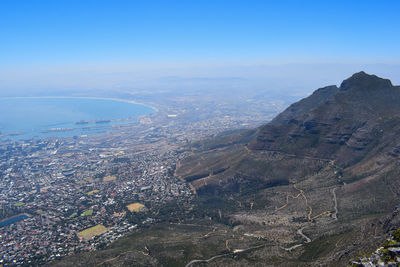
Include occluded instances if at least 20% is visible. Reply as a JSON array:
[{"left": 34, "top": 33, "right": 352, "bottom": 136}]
[{"left": 0, "top": 96, "right": 281, "bottom": 265}]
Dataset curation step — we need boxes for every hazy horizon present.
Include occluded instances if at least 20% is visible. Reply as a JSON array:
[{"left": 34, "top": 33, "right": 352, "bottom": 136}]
[
  {"left": 1, "top": 0, "right": 400, "bottom": 97},
  {"left": 2, "top": 63, "right": 400, "bottom": 99}
]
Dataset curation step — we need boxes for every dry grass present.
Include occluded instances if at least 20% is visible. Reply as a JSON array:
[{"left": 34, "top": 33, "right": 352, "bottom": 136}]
[
  {"left": 78, "top": 224, "right": 108, "bottom": 240},
  {"left": 113, "top": 211, "right": 126, "bottom": 217},
  {"left": 103, "top": 176, "right": 116, "bottom": 182},
  {"left": 87, "top": 190, "right": 99, "bottom": 195},
  {"left": 36, "top": 209, "right": 45, "bottom": 215},
  {"left": 126, "top": 203, "right": 145, "bottom": 212}
]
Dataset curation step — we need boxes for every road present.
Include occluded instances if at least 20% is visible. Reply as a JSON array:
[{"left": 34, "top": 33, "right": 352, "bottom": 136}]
[
  {"left": 184, "top": 244, "right": 266, "bottom": 267},
  {"left": 297, "top": 227, "right": 311, "bottom": 243},
  {"left": 185, "top": 253, "right": 231, "bottom": 267},
  {"left": 332, "top": 187, "right": 338, "bottom": 220}
]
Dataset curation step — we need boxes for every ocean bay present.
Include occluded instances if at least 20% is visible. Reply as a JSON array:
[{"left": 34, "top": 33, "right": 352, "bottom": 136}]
[{"left": 0, "top": 97, "right": 154, "bottom": 141}]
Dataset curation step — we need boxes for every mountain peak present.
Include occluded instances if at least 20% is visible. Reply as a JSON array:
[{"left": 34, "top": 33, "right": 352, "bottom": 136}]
[{"left": 340, "top": 71, "right": 393, "bottom": 91}]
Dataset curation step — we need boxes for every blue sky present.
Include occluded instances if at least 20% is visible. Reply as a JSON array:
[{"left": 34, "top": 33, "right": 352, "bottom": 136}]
[{"left": 1, "top": 0, "right": 400, "bottom": 93}]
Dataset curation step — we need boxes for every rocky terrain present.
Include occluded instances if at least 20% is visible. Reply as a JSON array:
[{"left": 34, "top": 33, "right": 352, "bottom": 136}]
[{"left": 350, "top": 207, "right": 400, "bottom": 266}]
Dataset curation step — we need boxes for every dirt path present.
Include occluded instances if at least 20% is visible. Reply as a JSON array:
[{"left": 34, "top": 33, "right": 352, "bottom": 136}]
[
  {"left": 294, "top": 184, "right": 313, "bottom": 221},
  {"left": 275, "top": 191, "right": 303, "bottom": 211},
  {"left": 276, "top": 184, "right": 313, "bottom": 221}
]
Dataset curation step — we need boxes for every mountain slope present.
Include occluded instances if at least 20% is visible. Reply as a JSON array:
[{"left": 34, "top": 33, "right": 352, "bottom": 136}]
[
  {"left": 269, "top": 84, "right": 339, "bottom": 126},
  {"left": 250, "top": 71, "right": 398, "bottom": 166},
  {"left": 177, "top": 71, "right": 400, "bottom": 192},
  {"left": 173, "top": 72, "right": 400, "bottom": 265},
  {"left": 54, "top": 72, "right": 400, "bottom": 266}
]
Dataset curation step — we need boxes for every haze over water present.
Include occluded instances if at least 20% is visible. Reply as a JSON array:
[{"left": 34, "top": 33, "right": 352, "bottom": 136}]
[{"left": 0, "top": 97, "right": 154, "bottom": 140}]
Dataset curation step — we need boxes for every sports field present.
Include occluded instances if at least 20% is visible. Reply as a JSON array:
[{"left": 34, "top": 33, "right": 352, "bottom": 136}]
[{"left": 78, "top": 224, "right": 108, "bottom": 240}]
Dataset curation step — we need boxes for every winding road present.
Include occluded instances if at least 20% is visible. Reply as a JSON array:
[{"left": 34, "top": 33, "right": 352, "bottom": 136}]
[
  {"left": 184, "top": 244, "right": 266, "bottom": 267},
  {"left": 185, "top": 253, "right": 232, "bottom": 267},
  {"left": 332, "top": 187, "right": 338, "bottom": 220},
  {"left": 297, "top": 227, "right": 311, "bottom": 243}
]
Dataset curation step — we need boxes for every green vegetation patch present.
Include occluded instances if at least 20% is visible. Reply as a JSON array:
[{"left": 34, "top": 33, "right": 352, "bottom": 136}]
[
  {"left": 299, "top": 231, "right": 351, "bottom": 262},
  {"left": 14, "top": 202, "right": 25, "bottom": 207},
  {"left": 81, "top": 209, "right": 94, "bottom": 216},
  {"left": 392, "top": 229, "right": 400, "bottom": 242}
]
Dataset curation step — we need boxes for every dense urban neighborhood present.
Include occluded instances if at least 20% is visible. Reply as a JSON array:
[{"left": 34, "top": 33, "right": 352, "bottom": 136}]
[
  {"left": 0, "top": 96, "right": 281, "bottom": 265},
  {"left": 0, "top": 135, "right": 191, "bottom": 264}
]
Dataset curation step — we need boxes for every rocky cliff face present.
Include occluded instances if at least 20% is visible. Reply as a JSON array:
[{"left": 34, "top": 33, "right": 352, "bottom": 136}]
[{"left": 250, "top": 71, "right": 400, "bottom": 166}]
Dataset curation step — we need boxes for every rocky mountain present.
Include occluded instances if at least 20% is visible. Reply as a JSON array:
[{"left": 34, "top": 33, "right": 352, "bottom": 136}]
[
  {"left": 250, "top": 71, "right": 397, "bottom": 163},
  {"left": 54, "top": 72, "right": 400, "bottom": 266},
  {"left": 173, "top": 71, "right": 400, "bottom": 264},
  {"left": 177, "top": 71, "right": 400, "bottom": 194},
  {"left": 269, "top": 84, "right": 339, "bottom": 126}
]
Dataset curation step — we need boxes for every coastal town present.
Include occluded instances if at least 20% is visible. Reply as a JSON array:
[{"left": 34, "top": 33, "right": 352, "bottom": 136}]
[
  {"left": 0, "top": 135, "right": 194, "bottom": 265},
  {"left": 0, "top": 94, "right": 284, "bottom": 265}
]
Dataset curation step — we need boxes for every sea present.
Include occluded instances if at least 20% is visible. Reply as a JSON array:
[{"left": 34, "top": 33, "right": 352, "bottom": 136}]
[{"left": 0, "top": 97, "right": 154, "bottom": 141}]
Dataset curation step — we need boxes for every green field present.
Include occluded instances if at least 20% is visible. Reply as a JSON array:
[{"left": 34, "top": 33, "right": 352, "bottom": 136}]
[{"left": 81, "top": 209, "right": 94, "bottom": 216}]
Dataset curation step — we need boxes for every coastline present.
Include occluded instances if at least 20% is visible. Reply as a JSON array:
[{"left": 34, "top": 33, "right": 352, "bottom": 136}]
[
  {"left": 0, "top": 96, "right": 159, "bottom": 113},
  {"left": 0, "top": 96, "right": 159, "bottom": 140}
]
